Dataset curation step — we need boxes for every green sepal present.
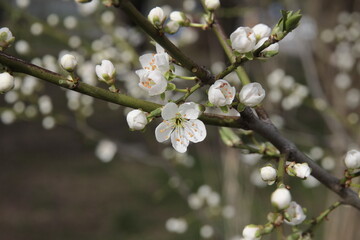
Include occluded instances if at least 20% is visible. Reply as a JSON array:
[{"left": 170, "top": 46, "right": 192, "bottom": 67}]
[
  {"left": 220, "top": 105, "right": 229, "bottom": 113},
  {"left": 166, "top": 83, "right": 176, "bottom": 91},
  {"left": 160, "top": 92, "right": 166, "bottom": 100},
  {"left": 164, "top": 71, "right": 174, "bottom": 81},
  {"left": 237, "top": 103, "right": 246, "bottom": 112},
  {"left": 205, "top": 101, "right": 215, "bottom": 107},
  {"left": 245, "top": 51, "right": 254, "bottom": 60},
  {"left": 261, "top": 50, "right": 279, "bottom": 58}
]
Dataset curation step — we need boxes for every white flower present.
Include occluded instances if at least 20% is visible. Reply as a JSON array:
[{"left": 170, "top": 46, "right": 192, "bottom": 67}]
[
  {"left": 95, "top": 139, "right": 117, "bottom": 163},
  {"left": 170, "top": 11, "right": 187, "bottom": 24},
  {"left": 230, "top": 27, "right": 256, "bottom": 53},
  {"left": 165, "top": 21, "right": 180, "bottom": 34},
  {"left": 239, "top": 82, "right": 266, "bottom": 107},
  {"left": 204, "top": 0, "right": 220, "bottom": 10},
  {"left": 271, "top": 188, "right": 292, "bottom": 210},
  {"left": 284, "top": 201, "right": 306, "bottom": 226},
  {"left": 138, "top": 44, "right": 170, "bottom": 74},
  {"left": 260, "top": 165, "right": 277, "bottom": 185},
  {"left": 208, "top": 79, "right": 236, "bottom": 106},
  {"left": 155, "top": 102, "right": 207, "bottom": 153},
  {"left": 286, "top": 162, "right": 312, "bottom": 179},
  {"left": 0, "top": 72, "right": 14, "bottom": 94},
  {"left": 254, "top": 37, "right": 279, "bottom": 53},
  {"left": 165, "top": 218, "right": 188, "bottom": 233},
  {"left": 60, "top": 54, "right": 77, "bottom": 72},
  {"left": 200, "top": 225, "right": 214, "bottom": 238},
  {"left": 0, "top": 27, "right": 15, "bottom": 50},
  {"left": 126, "top": 109, "right": 148, "bottom": 130},
  {"left": 136, "top": 69, "right": 167, "bottom": 96},
  {"left": 242, "top": 225, "right": 261, "bottom": 240},
  {"left": 95, "top": 60, "right": 116, "bottom": 82},
  {"left": 148, "top": 7, "right": 166, "bottom": 27},
  {"left": 344, "top": 149, "right": 360, "bottom": 169},
  {"left": 252, "top": 24, "right": 271, "bottom": 40}
]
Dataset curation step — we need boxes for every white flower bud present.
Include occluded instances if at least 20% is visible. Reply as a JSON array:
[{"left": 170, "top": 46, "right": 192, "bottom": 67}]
[
  {"left": 260, "top": 165, "right": 277, "bottom": 185},
  {"left": 0, "top": 27, "right": 15, "bottom": 50},
  {"left": 165, "top": 21, "right": 180, "bottom": 34},
  {"left": 95, "top": 59, "right": 116, "bottom": 82},
  {"left": 344, "top": 149, "right": 360, "bottom": 169},
  {"left": 60, "top": 54, "right": 77, "bottom": 72},
  {"left": 126, "top": 109, "right": 148, "bottom": 130},
  {"left": 242, "top": 224, "right": 261, "bottom": 240},
  {"left": 284, "top": 201, "right": 306, "bottom": 226},
  {"left": 252, "top": 24, "right": 271, "bottom": 40},
  {"left": 239, "top": 82, "right": 266, "bottom": 107},
  {"left": 230, "top": 27, "right": 256, "bottom": 53},
  {"left": 148, "top": 7, "right": 166, "bottom": 27},
  {"left": 271, "top": 188, "right": 291, "bottom": 210},
  {"left": 254, "top": 37, "right": 279, "bottom": 53},
  {"left": 170, "top": 11, "right": 187, "bottom": 24},
  {"left": 204, "top": 0, "right": 220, "bottom": 11},
  {"left": 208, "top": 79, "right": 236, "bottom": 106},
  {"left": 286, "top": 162, "right": 311, "bottom": 179},
  {"left": 0, "top": 72, "right": 15, "bottom": 94}
]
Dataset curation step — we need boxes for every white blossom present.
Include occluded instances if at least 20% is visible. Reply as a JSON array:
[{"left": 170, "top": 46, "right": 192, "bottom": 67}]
[
  {"left": 95, "top": 59, "right": 116, "bottom": 82},
  {"left": 138, "top": 44, "right": 170, "bottom": 74},
  {"left": 208, "top": 79, "right": 236, "bottom": 106},
  {"left": 0, "top": 27, "right": 15, "bottom": 50},
  {"left": 204, "top": 0, "right": 220, "bottom": 10},
  {"left": 284, "top": 201, "right": 306, "bottom": 226},
  {"left": 0, "top": 72, "right": 14, "bottom": 94},
  {"left": 165, "top": 218, "right": 188, "bottom": 233},
  {"left": 254, "top": 37, "right": 279, "bottom": 53},
  {"left": 286, "top": 162, "right": 311, "bottom": 179},
  {"left": 271, "top": 188, "right": 291, "bottom": 210},
  {"left": 239, "top": 82, "right": 266, "bottom": 107},
  {"left": 344, "top": 149, "right": 360, "bottom": 169},
  {"left": 200, "top": 225, "right": 214, "bottom": 238},
  {"left": 230, "top": 27, "right": 256, "bottom": 53},
  {"left": 155, "top": 102, "right": 207, "bottom": 153},
  {"left": 165, "top": 20, "right": 180, "bottom": 34},
  {"left": 95, "top": 139, "right": 117, "bottom": 163},
  {"left": 252, "top": 24, "right": 271, "bottom": 40},
  {"left": 60, "top": 54, "right": 77, "bottom": 72},
  {"left": 148, "top": 7, "right": 166, "bottom": 27},
  {"left": 136, "top": 69, "right": 167, "bottom": 96},
  {"left": 242, "top": 225, "right": 261, "bottom": 240},
  {"left": 170, "top": 11, "right": 187, "bottom": 24},
  {"left": 260, "top": 165, "right": 277, "bottom": 185},
  {"left": 126, "top": 109, "right": 148, "bottom": 130}
]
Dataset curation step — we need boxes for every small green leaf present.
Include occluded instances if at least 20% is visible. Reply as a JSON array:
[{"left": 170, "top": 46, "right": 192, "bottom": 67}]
[
  {"left": 245, "top": 51, "right": 254, "bottom": 60},
  {"left": 220, "top": 106, "right": 229, "bottom": 113},
  {"left": 160, "top": 92, "right": 165, "bottom": 100}
]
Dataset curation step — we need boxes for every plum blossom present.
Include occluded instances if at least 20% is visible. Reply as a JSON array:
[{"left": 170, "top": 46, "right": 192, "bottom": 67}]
[
  {"left": 155, "top": 102, "right": 207, "bottom": 153},
  {"left": 204, "top": 0, "right": 220, "bottom": 11},
  {"left": 126, "top": 109, "right": 148, "bottom": 130},
  {"left": 239, "top": 82, "right": 266, "bottom": 107},
  {"left": 284, "top": 201, "right": 306, "bottom": 226},
  {"left": 0, "top": 27, "right": 15, "bottom": 50},
  {"left": 344, "top": 149, "right": 360, "bottom": 169},
  {"left": 260, "top": 165, "right": 277, "bottom": 185},
  {"left": 60, "top": 54, "right": 77, "bottom": 72},
  {"left": 230, "top": 27, "right": 256, "bottom": 53},
  {"left": 138, "top": 44, "right": 170, "bottom": 74},
  {"left": 271, "top": 188, "right": 291, "bottom": 210},
  {"left": 148, "top": 7, "right": 166, "bottom": 27},
  {"left": 136, "top": 69, "right": 167, "bottom": 96},
  {"left": 242, "top": 225, "right": 261, "bottom": 240},
  {"left": 208, "top": 79, "right": 236, "bottom": 106},
  {"left": 95, "top": 60, "right": 116, "bottom": 82},
  {"left": 0, "top": 72, "right": 14, "bottom": 94},
  {"left": 252, "top": 23, "right": 271, "bottom": 40},
  {"left": 286, "top": 162, "right": 311, "bottom": 179}
]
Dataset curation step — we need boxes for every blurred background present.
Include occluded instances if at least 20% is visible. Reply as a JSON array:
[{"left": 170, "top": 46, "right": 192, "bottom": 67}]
[{"left": 0, "top": 0, "right": 359, "bottom": 239}]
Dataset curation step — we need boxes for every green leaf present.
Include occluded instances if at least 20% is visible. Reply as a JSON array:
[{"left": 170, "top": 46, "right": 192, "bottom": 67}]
[{"left": 245, "top": 51, "right": 254, "bottom": 60}]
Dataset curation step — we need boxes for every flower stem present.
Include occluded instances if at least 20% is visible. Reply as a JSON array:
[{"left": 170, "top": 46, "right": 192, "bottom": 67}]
[
  {"left": 188, "top": 23, "right": 207, "bottom": 28},
  {"left": 174, "top": 75, "right": 198, "bottom": 80},
  {"left": 175, "top": 83, "right": 202, "bottom": 104},
  {"left": 277, "top": 154, "right": 287, "bottom": 188}
]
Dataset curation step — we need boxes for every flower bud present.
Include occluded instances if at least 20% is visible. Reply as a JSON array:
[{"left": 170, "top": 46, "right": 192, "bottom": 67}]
[
  {"left": 204, "top": 0, "right": 220, "bottom": 11},
  {"left": 284, "top": 201, "right": 306, "bottom": 226},
  {"left": 0, "top": 27, "right": 15, "bottom": 50},
  {"left": 126, "top": 109, "right": 148, "bottom": 130},
  {"left": 165, "top": 21, "right": 180, "bottom": 34},
  {"left": 170, "top": 11, "right": 188, "bottom": 25},
  {"left": 148, "top": 7, "right": 166, "bottom": 27},
  {"left": 239, "top": 82, "right": 266, "bottom": 107},
  {"left": 252, "top": 24, "right": 271, "bottom": 40},
  {"left": 260, "top": 165, "right": 277, "bottom": 185},
  {"left": 95, "top": 59, "right": 116, "bottom": 82},
  {"left": 344, "top": 149, "right": 360, "bottom": 169},
  {"left": 230, "top": 27, "right": 256, "bottom": 53},
  {"left": 242, "top": 224, "right": 261, "bottom": 240},
  {"left": 286, "top": 162, "right": 311, "bottom": 179},
  {"left": 271, "top": 188, "right": 291, "bottom": 210},
  {"left": 208, "top": 79, "right": 236, "bottom": 107},
  {"left": 0, "top": 72, "right": 15, "bottom": 94},
  {"left": 60, "top": 54, "right": 77, "bottom": 72}
]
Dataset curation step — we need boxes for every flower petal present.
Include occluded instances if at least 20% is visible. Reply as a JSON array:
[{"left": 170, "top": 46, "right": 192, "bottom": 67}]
[
  {"left": 183, "top": 119, "right": 207, "bottom": 143},
  {"left": 179, "top": 102, "right": 201, "bottom": 119},
  {"left": 155, "top": 121, "right": 174, "bottom": 142},
  {"left": 162, "top": 102, "right": 178, "bottom": 120},
  {"left": 139, "top": 53, "right": 155, "bottom": 70},
  {"left": 171, "top": 127, "right": 190, "bottom": 153},
  {"left": 148, "top": 70, "right": 167, "bottom": 96},
  {"left": 155, "top": 53, "right": 170, "bottom": 73}
]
